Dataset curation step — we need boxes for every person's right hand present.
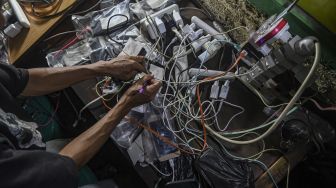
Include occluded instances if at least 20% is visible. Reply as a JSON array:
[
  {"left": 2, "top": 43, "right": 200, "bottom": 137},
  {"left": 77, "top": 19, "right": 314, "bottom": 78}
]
[{"left": 119, "top": 74, "right": 162, "bottom": 109}]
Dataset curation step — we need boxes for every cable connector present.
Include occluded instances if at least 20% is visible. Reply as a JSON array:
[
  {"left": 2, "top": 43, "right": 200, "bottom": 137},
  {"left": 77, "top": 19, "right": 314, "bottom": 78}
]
[
  {"left": 4, "top": 22, "right": 23, "bottom": 38},
  {"left": 182, "top": 23, "right": 196, "bottom": 34},
  {"left": 198, "top": 39, "right": 221, "bottom": 63},
  {"left": 191, "top": 34, "right": 211, "bottom": 52},
  {"left": 172, "top": 10, "right": 183, "bottom": 28},
  {"left": 210, "top": 81, "right": 220, "bottom": 99},
  {"left": 169, "top": 159, "right": 175, "bottom": 182},
  {"left": 169, "top": 159, "right": 174, "bottom": 168},
  {"left": 241, "top": 50, "right": 248, "bottom": 57},
  {"left": 219, "top": 80, "right": 230, "bottom": 100},
  {"left": 102, "top": 82, "right": 120, "bottom": 94}
]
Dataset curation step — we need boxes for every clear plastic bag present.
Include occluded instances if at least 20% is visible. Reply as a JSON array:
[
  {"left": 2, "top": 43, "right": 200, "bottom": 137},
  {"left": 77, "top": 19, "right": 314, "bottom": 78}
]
[
  {"left": 111, "top": 109, "right": 145, "bottom": 148},
  {"left": 129, "top": 0, "right": 177, "bottom": 19},
  {"left": 144, "top": 95, "right": 179, "bottom": 162},
  {"left": 141, "top": 127, "right": 158, "bottom": 164},
  {"left": 112, "top": 94, "right": 179, "bottom": 163},
  {"left": 45, "top": 0, "right": 132, "bottom": 67},
  {"left": 46, "top": 36, "right": 121, "bottom": 67},
  {"left": 119, "top": 35, "right": 163, "bottom": 68},
  {"left": 71, "top": 0, "right": 131, "bottom": 37},
  {"left": 89, "top": 36, "right": 121, "bottom": 63},
  {"left": 100, "top": 0, "right": 125, "bottom": 9},
  {"left": 46, "top": 39, "right": 91, "bottom": 67},
  {"left": 129, "top": 1, "right": 154, "bottom": 20}
]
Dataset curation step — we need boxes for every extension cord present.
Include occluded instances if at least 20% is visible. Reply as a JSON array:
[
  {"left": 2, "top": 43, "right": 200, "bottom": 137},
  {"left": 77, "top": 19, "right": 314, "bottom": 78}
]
[
  {"left": 188, "top": 68, "right": 235, "bottom": 80},
  {"left": 142, "top": 4, "right": 179, "bottom": 39},
  {"left": 198, "top": 39, "right": 221, "bottom": 63},
  {"left": 191, "top": 16, "right": 226, "bottom": 44},
  {"left": 140, "top": 4, "right": 179, "bottom": 23}
]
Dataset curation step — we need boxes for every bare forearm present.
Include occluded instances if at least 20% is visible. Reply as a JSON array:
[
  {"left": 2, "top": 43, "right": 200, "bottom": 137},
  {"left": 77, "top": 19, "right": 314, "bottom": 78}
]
[
  {"left": 58, "top": 74, "right": 161, "bottom": 168},
  {"left": 22, "top": 64, "right": 101, "bottom": 96},
  {"left": 21, "top": 56, "right": 146, "bottom": 96},
  {"left": 59, "top": 100, "right": 130, "bottom": 168}
]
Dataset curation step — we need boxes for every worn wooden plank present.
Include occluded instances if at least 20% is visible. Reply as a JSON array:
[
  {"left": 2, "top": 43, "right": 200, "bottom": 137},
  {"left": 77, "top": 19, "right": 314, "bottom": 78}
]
[
  {"left": 255, "top": 145, "right": 310, "bottom": 188},
  {"left": 8, "top": 0, "right": 77, "bottom": 64}
]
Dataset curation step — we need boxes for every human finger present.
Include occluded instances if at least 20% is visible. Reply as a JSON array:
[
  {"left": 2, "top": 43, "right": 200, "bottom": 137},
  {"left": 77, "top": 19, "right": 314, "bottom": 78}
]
[
  {"left": 146, "top": 80, "right": 162, "bottom": 94},
  {"left": 142, "top": 74, "right": 154, "bottom": 83},
  {"left": 129, "top": 56, "right": 144, "bottom": 63},
  {"left": 131, "top": 61, "right": 147, "bottom": 73}
]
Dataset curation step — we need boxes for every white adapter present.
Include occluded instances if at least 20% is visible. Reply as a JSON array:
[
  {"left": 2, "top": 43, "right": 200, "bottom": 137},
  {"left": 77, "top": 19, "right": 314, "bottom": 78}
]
[
  {"left": 198, "top": 39, "right": 221, "bottom": 63},
  {"left": 8, "top": 0, "right": 30, "bottom": 28},
  {"left": 154, "top": 17, "right": 166, "bottom": 34},
  {"left": 210, "top": 81, "right": 220, "bottom": 99},
  {"left": 172, "top": 10, "right": 183, "bottom": 28},
  {"left": 4, "top": 22, "right": 22, "bottom": 38}
]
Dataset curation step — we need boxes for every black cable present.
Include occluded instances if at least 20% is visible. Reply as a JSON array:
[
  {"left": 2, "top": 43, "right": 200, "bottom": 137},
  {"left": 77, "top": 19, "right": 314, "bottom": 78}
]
[
  {"left": 189, "top": 0, "right": 215, "bottom": 20},
  {"left": 218, "top": 47, "right": 226, "bottom": 70},
  {"left": 106, "top": 14, "right": 129, "bottom": 46}
]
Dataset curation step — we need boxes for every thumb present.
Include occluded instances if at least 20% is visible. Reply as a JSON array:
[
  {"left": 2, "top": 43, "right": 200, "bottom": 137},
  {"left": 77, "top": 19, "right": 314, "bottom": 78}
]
[
  {"left": 129, "top": 56, "right": 145, "bottom": 63},
  {"left": 147, "top": 80, "right": 162, "bottom": 93},
  {"left": 132, "top": 61, "right": 147, "bottom": 73}
]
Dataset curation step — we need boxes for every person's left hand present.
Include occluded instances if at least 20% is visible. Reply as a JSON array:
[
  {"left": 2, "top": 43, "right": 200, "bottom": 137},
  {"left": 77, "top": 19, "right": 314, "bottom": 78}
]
[{"left": 94, "top": 56, "right": 147, "bottom": 81}]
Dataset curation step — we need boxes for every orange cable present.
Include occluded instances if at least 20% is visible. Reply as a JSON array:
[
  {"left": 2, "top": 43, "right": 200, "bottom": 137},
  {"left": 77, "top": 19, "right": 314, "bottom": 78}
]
[
  {"left": 196, "top": 86, "right": 208, "bottom": 150},
  {"left": 126, "top": 116, "right": 196, "bottom": 155},
  {"left": 99, "top": 78, "right": 197, "bottom": 154},
  {"left": 196, "top": 52, "right": 246, "bottom": 151},
  {"left": 97, "top": 79, "right": 113, "bottom": 110}
]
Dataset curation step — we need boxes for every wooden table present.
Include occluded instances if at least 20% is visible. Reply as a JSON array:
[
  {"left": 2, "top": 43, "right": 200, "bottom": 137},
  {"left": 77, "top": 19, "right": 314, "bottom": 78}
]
[
  {"left": 8, "top": 0, "right": 77, "bottom": 64},
  {"left": 255, "top": 144, "right": 310, "bottom": 188}
]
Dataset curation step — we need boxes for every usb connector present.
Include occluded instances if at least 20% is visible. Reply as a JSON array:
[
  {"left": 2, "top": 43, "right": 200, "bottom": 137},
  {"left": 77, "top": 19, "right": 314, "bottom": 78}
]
[
  {"left": 219, "top": 80, "right": 230, "bottom": 99},
  {"left": 210, "top": 81, "right": 220, "bottom": 99}
]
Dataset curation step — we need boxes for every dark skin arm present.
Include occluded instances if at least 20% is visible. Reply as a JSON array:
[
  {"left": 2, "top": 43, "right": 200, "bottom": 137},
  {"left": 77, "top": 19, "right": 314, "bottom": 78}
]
[
  {"left": 59, "top": 75, "right": 162, "bottom": 168},
  {"left": 21, "top": 56, "right": 146, "bottom": 96}
]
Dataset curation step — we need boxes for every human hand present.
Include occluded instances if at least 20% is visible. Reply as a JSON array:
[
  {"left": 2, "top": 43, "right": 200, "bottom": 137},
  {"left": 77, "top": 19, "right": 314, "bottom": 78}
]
[
  {"left": 118, "top": 74, "right": 162, "bottom": 109},
  {"left": 94, "top": 56, "right": 146, "bottom": 81}
]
